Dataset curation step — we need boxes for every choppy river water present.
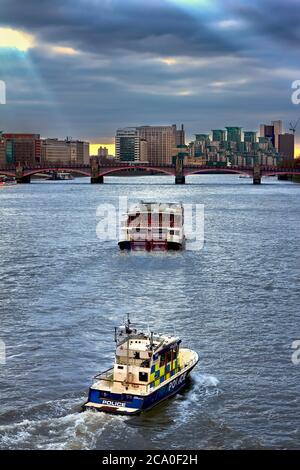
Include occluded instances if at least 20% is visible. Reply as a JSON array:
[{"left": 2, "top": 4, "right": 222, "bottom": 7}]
[{"left": 0, "top": 174, "right": 299, "bottom": 449}]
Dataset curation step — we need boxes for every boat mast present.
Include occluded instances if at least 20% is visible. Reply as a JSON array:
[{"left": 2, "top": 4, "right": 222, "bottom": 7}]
[
  {"left": 126, "top": 313, "right": 130, "bottom": 384},
  {"left": 150, "top": 331, "right": 154, "bottom": 349}
]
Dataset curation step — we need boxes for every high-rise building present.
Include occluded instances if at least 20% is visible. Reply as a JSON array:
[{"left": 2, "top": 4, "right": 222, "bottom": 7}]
[
  {"left": 258, "top": 136, "right": 270, "bottom": 151},
  {"left": 116, "top": 124, "right": 183, "bottom": 165},
  {"left": 225, "top": 127, "right": 242, "bottom": 143},
  {"left": 67, "top": 140, "right": 77, "bottom": 163},
  {"left": 244, "top": 131, "right": 257, "bottom": 143},
  {"left": 279, "top": 133, "right": 294, "bottom": 163},
  {"left": 138, "top": 125, "right": 177, "bottom": 165},
  {"left": 195, "top": 134, "right": 210, "bottom": 142},
  {"left": 260, "top": 120, "right": 283, "bottom": 150},
  {"left": 212, "top": 129, "right": 226, "bottom": 142},
  {"left": 3, "top": 133, "right": 41, "bottom": 165},
  {"left": 41, "top": 139, "right": 89, "bottom": 164},
  {"left": 260, "top": 124, "right": 275, "bottom": 147},
  {"left": 192, "top": 134, "right": 210, "bottom": 158},
  {"left": 139, "top": 138, "right": 148, "bottom": 162},
  {"left": 42, "top": 139, "right": 69, "bottom": 164},
  {"left": 174, "top": 124, "right": 185, "bottom": 146},
  {"left": 75, "top": 141, "right": 90, "bottom": 164},
  {"left": 271, "top": 120, "right": 283, "bottom": 150},
  {"left": 115, "top": 127, "right": 144, "bottom": 162}
]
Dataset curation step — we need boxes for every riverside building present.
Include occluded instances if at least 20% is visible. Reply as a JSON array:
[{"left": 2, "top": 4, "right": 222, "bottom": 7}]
[
  {"left": 41, "top": 138, "right": 89, "bottom": 165},
  {"left": 2, "top": 133, "right": 41, "bottom": 165},
  {"left": 115, "top": 124, "right": 185, "bottom": 165}
]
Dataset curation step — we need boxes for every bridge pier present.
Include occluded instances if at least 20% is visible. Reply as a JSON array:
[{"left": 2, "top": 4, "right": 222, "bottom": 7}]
[
  {"left": 15, "top": 165, "right": 31, "bottom": 184},
  {"left": 278, "top": 174, "right": 289, "bottom": 181},
  {"left": 174, "top": 152, "right": 186, "bottom": 185},
  {"left": 253, "top": 165, "right": 261, "bottom": 185},
  {"left": 175, "top": 175, "right": 185, "bottom": 184},
  {"left": 90, "top": 158, "right": 104, "bottom": 184},
  {"left": 91, "top": 175, "right": 104, "bottom": 184},
  {"left": 16, "top": 175, "right": 31, "bottom": 184}
]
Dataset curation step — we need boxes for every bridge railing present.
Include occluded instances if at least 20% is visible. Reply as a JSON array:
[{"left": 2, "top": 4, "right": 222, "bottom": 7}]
[{"left": 1, "top": 163, "right": 300, "bottom": 172}]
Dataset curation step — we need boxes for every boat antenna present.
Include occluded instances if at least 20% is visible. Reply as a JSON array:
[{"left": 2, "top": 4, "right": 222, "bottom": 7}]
[
  {"left": 125, "top": 313, "right": 132, "bottom": 334},
  {"left": 126, "top": 318, "right": 130, "bottom": 385},
  {"left": 114, "top": 326, "right": 117, "bottom": 343},
  {"left": 150, "top": 331, "right": 154, "bottom": 349}
]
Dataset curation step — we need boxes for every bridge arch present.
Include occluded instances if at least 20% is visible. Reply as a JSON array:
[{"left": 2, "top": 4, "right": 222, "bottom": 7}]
[
  {"left": 99, "top": 165, "right": 175, "bottom": 177},
  {"left": 0, "top": 170, "right": 16, "bottom": 178},
  {"left": 184, "top": 168, "right": 252, "bottom": 177},
  {"left": 23, "top": 168, "right": 91, "bottom": 178},
  {"left": 263, "top": 170, "right": 300, "bottom": 177}
]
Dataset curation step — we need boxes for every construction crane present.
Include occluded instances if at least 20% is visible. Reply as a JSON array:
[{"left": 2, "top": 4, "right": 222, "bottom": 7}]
[{"left": 289, "top": 118, "right": 300, "bottom": 135}]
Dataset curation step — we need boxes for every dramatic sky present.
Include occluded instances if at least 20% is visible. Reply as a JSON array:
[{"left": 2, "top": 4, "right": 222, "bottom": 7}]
[{"left": 0, "top": 0, "right": 300, "bottom": 153}]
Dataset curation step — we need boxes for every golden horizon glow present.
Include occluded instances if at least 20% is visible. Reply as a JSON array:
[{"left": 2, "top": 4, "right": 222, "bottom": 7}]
[
  {"left": 90, "top": 143, "right": 115, "bottom": 156},
  {"left": 0, "top": 27, "right": 35, "bottom": 51}
]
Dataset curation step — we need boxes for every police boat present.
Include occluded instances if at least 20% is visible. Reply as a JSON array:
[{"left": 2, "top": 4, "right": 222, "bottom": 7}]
[{"left": 82, "top": 316, "right": 198, "bottom": 415}]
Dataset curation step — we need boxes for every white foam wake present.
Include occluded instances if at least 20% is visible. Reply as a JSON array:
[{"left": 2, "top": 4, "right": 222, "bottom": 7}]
[{"left": 0, "top": 407, "right": 127, "bottom": 450}]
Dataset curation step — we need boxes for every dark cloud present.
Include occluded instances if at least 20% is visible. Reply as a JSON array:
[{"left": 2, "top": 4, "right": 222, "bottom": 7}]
[
  {"left": 226, "top": 0, "right": 300, "bottom": 47},
  {"left": 0, "top": 0, "right": 239, "bottom": 57},
  {"left": 0, "top": 0, "right": 299, "bottom": 145}
]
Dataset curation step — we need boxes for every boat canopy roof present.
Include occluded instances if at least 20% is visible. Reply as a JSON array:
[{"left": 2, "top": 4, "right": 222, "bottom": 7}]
[
  {"left": 126, "top": 201, "right": 183, "bottom": 216},
  {"left": 115, "top": 317, "right": 181, "bottom": 354}
]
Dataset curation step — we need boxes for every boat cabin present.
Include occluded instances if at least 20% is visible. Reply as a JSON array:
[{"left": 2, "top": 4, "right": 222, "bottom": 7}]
[{"left": 113, "top": 325, "right": 181, "bottom": 391}]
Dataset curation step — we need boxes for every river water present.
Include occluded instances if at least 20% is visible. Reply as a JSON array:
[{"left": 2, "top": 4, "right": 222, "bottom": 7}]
[{"left": 0, "top": 174, "right": 299, "bottom": 450}]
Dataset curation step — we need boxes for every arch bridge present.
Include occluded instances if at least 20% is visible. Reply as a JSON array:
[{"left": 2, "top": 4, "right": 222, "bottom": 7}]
[{"left": 1, "top": 160, "right": 300, "bottom": 185}]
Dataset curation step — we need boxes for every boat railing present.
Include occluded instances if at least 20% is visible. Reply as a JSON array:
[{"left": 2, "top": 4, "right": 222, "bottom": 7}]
[
  {"left": 94, "top": 369, "right": 151, "bottom": 391},
  {"left": 94, "top": 367, "right": 114, "bottom": 380},
  {"left": 116, "top": 357, "right": 150, "bottom": 368},
  {"left": 93, "top": 356, "right": 197, "bottom": 393},
  {"left": 120, "top": 222, "right": 183, "bottom": 230},
  {"left": 125, "top": 233, "right": 182, "bottom": 242},
  {"left": 116, "top": 332, "right": 148, "bottom": 346}
]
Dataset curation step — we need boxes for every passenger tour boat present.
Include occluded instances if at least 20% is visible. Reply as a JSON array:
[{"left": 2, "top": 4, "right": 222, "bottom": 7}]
[{"left": 118, "top": 201, "right": 185, "bottom": 251}]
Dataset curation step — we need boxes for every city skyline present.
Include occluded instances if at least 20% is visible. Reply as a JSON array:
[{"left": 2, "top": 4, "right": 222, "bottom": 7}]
[
  {"left": 0, "top": 0, "right": 300, "bottom": 154},
  {"left": 0, "top": 121, "right": 298, "bottom": 159},
  {"left": 1, "top": 120, "right": 297, "bottom": 158}
]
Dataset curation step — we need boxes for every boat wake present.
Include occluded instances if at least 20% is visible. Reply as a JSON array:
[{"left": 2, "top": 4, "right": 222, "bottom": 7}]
[
  {"left": 0, "top": 398, "right": 127, "bottom": 450},
  {"left": 194, "top": 374, "right": 220, "bottom": 389},
  {"left": 175, "top": 373, "right": 220, "bottom": 411},
  {"left": 126, "top": 372, "right": 221, "bottom": 446},
  {"left": 0, "top": 375, "right": 220, "bottom": 450}
]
